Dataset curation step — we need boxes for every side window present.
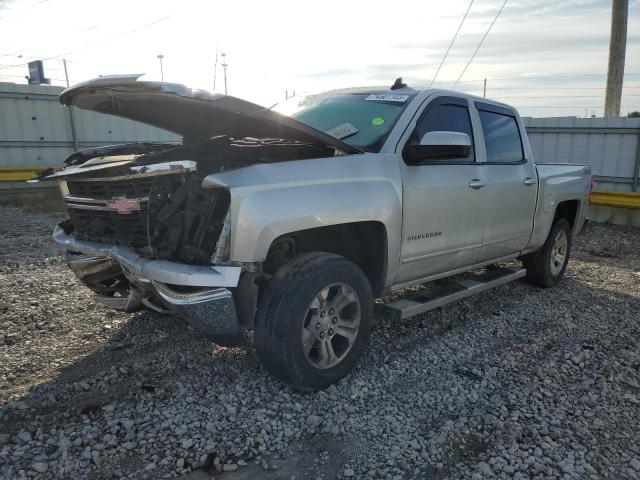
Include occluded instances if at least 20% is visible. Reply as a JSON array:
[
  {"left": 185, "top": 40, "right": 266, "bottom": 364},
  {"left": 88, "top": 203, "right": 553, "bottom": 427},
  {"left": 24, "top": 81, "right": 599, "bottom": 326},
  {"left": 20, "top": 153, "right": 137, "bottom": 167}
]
[
  {"left": 478, "top": 110, "right": 524, "bottom": 163},
  {"left": 410, "top": 104, "right": 475, "bottom": 161}
]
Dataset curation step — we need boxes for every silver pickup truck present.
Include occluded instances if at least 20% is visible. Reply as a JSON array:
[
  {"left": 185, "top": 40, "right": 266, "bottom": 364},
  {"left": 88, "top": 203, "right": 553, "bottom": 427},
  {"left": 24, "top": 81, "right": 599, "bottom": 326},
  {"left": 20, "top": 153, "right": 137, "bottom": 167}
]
[{"left": 44, "top": 75, "right": 591, "bottom": 390}]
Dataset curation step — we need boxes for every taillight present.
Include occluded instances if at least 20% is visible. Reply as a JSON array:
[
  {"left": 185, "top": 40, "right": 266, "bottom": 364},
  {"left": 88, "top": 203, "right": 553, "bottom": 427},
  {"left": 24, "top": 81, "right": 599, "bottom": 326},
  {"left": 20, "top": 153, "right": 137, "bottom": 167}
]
[{"left": 589, "top": 177, "right": 596, "bottom": 203}]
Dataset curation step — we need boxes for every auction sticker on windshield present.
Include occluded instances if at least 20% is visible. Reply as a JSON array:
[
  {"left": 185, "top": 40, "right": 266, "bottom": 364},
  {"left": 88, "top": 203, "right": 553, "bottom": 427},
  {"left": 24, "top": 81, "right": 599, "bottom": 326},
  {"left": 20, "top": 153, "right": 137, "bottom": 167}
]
[
  {"left": 325, "top": 122, "right": 358, "bottom": 139},
  {"left": 364, "top": 94, "right": 409, "bottom": 103}
]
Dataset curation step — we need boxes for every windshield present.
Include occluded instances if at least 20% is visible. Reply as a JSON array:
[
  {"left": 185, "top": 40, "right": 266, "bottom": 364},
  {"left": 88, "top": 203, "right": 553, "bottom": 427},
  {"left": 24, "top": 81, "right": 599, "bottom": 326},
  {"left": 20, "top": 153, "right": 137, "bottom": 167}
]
[{"left": 273, "top": 92, "right": 415, "bottom": 152}]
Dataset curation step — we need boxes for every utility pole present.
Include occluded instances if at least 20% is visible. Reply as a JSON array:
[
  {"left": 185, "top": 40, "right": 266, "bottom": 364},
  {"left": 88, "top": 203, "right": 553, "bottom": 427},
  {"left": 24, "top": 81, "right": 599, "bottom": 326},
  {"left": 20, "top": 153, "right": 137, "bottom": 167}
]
[
  {"left": 221, "top": 53, "right": 228, "bottom": 94},
  {"left": 62, "top": 59, "right": 78, "bottom": 151},
  {"left": 604, "top": 0, "right": 628, "bottom": 117},
  {"left": 213, "top": 47, "right": 218, "bottom": 92},
  {"left": 157, "top": 54, "right": 164, "bottom": 82},
  {"left": 483, "top": 78, "right": 487, "bottom": 98}
]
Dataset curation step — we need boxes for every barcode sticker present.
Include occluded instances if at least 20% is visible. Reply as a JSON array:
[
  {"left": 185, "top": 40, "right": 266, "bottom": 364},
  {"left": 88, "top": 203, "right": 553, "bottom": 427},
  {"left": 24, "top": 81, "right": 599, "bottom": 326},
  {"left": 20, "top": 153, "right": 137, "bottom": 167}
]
[
  {"left": 364, "top": 94, "right": 409, "bottom": 103},
  {"left": 325, "top": 122, "right": 358, "bottom": 139}
]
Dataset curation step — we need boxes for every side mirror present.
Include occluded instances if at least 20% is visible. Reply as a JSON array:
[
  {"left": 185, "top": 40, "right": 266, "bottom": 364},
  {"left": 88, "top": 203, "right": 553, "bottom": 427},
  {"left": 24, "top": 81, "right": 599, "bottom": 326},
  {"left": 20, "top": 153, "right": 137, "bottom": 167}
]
[{"left": 405, "top": 131, "right": 471, "bottom": 163}]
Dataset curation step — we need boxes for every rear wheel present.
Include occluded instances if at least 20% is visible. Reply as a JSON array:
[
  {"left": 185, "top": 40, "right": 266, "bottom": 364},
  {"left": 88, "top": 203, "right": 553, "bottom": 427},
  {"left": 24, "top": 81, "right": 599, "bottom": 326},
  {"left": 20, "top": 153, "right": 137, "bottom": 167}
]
[
  {"left": 255, "top": 252, "right": 373, "bottom": 390},
  {"left": 523, "top": 218, "right": 572, "bottom": 288}
]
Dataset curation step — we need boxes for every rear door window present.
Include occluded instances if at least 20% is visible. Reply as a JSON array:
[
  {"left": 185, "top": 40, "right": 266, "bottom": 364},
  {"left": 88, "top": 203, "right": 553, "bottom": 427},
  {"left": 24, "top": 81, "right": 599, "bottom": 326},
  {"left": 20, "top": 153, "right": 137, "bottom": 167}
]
[{"left": 478, "top": 110, "right": 524, "bottom": 163}]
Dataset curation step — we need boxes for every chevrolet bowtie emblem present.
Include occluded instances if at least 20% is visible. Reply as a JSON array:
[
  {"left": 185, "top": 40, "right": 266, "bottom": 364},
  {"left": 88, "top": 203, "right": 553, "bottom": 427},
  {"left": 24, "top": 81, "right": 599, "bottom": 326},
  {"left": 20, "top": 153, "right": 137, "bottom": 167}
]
[{"left": 105, "top": 197, "right": 141, "bottom": 214}]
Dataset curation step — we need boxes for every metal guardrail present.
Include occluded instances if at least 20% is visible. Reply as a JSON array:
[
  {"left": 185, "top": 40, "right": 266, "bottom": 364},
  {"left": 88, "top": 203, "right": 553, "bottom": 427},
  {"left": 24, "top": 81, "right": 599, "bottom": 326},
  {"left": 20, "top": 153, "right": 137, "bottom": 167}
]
[
  {"left": 0, "top": 168, "right": 45, "bottom": 182},
  {"left": 590, "top": 191, "right": 640, "bottom": 209}
]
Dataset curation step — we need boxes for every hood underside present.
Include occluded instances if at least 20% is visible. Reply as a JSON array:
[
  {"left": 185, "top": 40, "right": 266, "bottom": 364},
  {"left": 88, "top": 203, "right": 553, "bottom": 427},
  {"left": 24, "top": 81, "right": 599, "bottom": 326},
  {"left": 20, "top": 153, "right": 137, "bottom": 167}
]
[{"left": 59, "top": 74, "right": 361, "bottom": 154}]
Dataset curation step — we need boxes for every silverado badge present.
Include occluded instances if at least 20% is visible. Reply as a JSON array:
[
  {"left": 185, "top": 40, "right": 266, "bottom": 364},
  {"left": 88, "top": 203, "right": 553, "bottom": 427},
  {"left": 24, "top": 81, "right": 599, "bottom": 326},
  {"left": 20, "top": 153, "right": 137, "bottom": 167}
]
[{"left": 407, "top": 231, "right": 442, "bottom": 241}]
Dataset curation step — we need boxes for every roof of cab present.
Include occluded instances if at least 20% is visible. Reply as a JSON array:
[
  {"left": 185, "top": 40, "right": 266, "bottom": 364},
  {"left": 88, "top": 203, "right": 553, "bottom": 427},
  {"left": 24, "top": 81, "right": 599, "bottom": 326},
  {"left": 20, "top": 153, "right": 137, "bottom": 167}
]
[{"left": 311, "top": 79, "right": 516, "bottom": 113}]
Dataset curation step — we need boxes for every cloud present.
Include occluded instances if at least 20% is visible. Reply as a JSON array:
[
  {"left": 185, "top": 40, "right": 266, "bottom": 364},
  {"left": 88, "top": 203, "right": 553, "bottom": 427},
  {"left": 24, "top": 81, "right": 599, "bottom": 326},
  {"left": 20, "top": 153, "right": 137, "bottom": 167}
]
[
  {"left": 466, "top": 0, "right": 607, "bottom": 20},
  {"left": 1, "top": 0, "right": 639, "bottom": 117}
]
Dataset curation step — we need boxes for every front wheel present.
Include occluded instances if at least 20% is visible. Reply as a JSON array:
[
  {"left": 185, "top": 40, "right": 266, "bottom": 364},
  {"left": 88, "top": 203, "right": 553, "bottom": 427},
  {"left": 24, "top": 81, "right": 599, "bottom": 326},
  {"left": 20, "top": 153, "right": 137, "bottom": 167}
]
[
  {"left": 523, "top": 218, "right": 572, "bottom": 288},
  {"left": 255, "top": 252, "right": 373, "bottom": 390}
]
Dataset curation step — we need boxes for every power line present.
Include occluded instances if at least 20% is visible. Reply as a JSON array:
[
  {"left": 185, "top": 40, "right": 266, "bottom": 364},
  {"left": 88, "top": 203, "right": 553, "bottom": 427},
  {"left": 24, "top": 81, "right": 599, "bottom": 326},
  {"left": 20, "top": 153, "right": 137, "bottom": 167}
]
[
  {"left": 0, "top": 14, "right": 173, "bottom": 71},
  {"left": 0, "top": 59, "right": 38, "bottom": 71},
  {"left": 0, "top": 63, "right": 63, "bottom": 72},
  {"left": 494, "top": 94, "right": 640, "bottom": 99},
  {"left": 0, "top": 74, "right": 79, "bottom": 83},
  {"left": 47, "top": 15, "right": 173, "bottom": 60},
  {"left": 452, "top": 0, "right": 509, "bottom": 89},
  {"left": 478, "top": 85, "right": 640, "bottom": 91},
  {"left": 516, "top": 105, "right": 640, "bottom": 109},
  {"left": 0, "top": 52, "right": 52, "bottom": 62},
  {"left": 430, "top": 0, "right": 474, "bottom": 87},
  {"left": 415, "top": 72, "right": 640, "bottom": 88},
  {"left": 457, "top": 73, "right": 639, "bottom": 84}
]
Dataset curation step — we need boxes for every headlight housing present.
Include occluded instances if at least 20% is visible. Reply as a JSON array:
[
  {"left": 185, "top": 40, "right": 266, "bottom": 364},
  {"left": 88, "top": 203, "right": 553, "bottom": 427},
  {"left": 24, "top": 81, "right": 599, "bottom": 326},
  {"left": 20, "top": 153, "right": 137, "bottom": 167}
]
[{"left": 58, "top": 180, "right": 69, "bottom": 196}]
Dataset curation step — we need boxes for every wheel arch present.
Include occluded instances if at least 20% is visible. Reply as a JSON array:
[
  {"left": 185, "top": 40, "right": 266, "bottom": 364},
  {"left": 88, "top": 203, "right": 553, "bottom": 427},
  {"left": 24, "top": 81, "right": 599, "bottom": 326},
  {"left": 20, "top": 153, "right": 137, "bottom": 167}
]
[
  {"left": 553, "top": 199, "right": 580, "bottom": 230},
  {"left": 263, "top": 221, "right": 389, "bottom": 297}
]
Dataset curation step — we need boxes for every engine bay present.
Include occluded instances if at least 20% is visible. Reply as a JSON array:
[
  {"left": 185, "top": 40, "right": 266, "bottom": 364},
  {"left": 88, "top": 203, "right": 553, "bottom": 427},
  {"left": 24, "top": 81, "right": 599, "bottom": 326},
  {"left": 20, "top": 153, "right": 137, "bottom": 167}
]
[{"left": 57, "top": 135, "right": 332, "bottom": 266}]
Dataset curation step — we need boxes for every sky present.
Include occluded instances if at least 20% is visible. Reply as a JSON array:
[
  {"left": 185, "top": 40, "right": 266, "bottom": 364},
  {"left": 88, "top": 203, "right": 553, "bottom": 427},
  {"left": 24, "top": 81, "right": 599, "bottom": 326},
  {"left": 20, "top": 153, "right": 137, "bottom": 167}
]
[{"left": 0, "top": 0, "right": 639, "bottom": 117}]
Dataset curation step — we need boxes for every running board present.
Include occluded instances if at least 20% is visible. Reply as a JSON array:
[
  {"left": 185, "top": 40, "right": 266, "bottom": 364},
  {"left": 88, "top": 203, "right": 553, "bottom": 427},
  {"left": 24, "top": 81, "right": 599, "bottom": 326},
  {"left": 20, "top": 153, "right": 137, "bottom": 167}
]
[{"left": 385, "top": 266, "right": 526, "bottom": 320}]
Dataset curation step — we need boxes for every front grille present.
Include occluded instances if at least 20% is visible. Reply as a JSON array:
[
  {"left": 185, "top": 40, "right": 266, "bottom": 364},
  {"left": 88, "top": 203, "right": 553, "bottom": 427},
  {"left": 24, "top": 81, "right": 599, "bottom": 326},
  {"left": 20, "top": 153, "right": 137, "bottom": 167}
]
[
  {"left": 66, "top": 174, "right": 180, "bottom": 249},
  {"left": 68, "top": 208, "right": 150, "bottom": 248},
  {"left": 65, "top": 172, "right": 230, "bottom": 265},
  {"left": 68, "top": 177, "right": 160, "bottom": 200}
]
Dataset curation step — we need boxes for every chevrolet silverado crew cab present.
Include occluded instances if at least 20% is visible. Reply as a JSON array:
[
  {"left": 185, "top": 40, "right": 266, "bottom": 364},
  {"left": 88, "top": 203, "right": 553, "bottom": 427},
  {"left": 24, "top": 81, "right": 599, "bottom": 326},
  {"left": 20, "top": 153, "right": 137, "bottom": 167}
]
[{"left": 43, "top": 75, "right": 591, "bottom": 390}]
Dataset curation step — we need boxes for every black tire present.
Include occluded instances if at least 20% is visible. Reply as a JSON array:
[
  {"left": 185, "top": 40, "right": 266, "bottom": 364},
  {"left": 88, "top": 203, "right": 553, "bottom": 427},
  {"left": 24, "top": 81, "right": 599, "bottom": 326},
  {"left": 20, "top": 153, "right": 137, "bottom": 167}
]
[
  {"left": 523, "top": 218, "right": 572, "bottom": 288},
  {"left": 255, "top": 252, "right": 373, "bottom": 390}
]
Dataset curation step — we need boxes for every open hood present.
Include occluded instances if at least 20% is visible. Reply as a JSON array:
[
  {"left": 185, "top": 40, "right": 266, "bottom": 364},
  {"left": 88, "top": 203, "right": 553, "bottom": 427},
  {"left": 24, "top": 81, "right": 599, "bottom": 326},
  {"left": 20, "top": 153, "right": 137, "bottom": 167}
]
[{"left": 59, "top": 74, "right": 361, "bottom": 154}]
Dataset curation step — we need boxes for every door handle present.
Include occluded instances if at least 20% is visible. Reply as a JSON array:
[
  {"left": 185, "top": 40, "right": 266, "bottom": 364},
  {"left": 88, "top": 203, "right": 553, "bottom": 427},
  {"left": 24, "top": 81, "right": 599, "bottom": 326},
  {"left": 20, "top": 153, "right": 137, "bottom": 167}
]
[
  {"left": 523, "top": 177, "right": 537, "bottom": 186},
  {"left": 468, "top": 179, "right": 487, "bottom": 189}
]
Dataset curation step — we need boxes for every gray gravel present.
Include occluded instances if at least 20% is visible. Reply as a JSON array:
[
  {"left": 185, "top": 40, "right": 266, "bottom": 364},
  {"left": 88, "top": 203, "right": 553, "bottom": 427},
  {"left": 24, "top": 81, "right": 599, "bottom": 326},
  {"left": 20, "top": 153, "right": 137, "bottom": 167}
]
[{"left": 1, "top": 206, "right": 639, "bottom": 480}]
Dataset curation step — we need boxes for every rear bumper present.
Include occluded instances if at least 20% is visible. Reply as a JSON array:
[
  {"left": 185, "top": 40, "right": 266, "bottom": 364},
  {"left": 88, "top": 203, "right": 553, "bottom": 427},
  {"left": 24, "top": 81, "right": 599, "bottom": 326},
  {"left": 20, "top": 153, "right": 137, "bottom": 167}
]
[{"left": 53, "top": 224, "right": 245, "bottom": 346}]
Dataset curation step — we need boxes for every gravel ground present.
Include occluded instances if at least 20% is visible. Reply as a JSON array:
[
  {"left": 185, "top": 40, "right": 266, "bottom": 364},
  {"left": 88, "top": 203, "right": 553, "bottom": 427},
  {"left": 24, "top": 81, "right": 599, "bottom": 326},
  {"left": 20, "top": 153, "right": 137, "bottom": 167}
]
[{"left": 1, "top": 205, "right": 639, "bottom": 480}]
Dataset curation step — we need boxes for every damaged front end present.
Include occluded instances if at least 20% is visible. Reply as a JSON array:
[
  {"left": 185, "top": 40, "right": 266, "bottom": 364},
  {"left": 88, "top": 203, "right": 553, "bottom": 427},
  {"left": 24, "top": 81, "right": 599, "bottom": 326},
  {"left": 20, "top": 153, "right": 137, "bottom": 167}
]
[
  {"left": 57, "top": 230, "right": 243, "bottom": 346},
  {"left": 53, "top": 145, "right": 243, "bottom": 345},
  {"left": 50, "top": 136, "right": 330, "bottom": 346},
  {"left": 45, "top": 75, "right": 360, "bottom": 346}
]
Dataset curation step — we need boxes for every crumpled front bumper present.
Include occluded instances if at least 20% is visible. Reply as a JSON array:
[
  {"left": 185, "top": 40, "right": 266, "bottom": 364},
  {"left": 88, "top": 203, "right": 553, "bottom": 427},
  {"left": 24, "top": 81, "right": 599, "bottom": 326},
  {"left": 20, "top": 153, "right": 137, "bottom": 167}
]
[{"left": 53, "top": 224, "right": 245, "bottom": 346}]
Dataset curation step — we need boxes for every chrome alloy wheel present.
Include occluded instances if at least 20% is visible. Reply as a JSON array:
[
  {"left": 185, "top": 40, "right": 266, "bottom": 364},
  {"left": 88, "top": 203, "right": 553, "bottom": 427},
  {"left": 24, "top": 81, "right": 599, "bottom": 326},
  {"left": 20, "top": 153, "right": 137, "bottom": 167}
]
[
  {"left": 301, "top": 283, "right": 361, "bottom": 369},
  {"left": 550, "top": 230, "right": 568, "bottom": 276}
]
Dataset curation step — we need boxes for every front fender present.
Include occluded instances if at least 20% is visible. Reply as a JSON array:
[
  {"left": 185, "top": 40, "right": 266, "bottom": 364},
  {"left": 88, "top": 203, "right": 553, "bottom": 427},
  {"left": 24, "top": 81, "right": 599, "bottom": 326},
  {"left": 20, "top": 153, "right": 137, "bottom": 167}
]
[{"left": 202, "top": 154, "right": 403, "bottom": 286}]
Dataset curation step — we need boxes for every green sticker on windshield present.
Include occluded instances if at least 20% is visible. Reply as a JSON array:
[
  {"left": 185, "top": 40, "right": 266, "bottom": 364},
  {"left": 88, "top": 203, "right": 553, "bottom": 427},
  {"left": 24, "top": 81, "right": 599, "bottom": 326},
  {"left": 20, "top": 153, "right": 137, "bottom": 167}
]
[{"left": 372, "top": 117, "right": 385, "bottom": 126}]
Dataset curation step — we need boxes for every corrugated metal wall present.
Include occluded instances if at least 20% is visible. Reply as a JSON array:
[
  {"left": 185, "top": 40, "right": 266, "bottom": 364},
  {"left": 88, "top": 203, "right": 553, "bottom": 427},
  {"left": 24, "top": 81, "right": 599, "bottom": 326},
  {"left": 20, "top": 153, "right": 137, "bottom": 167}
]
[
  {"left": 0, "top": 82, "right": 180, "bottom": 173},
  {"left": 2, "top": 82, "right": 638, "bottom": 225},
  {"left": 523, "top": 116, "right": 640, "bottom": 226}
]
